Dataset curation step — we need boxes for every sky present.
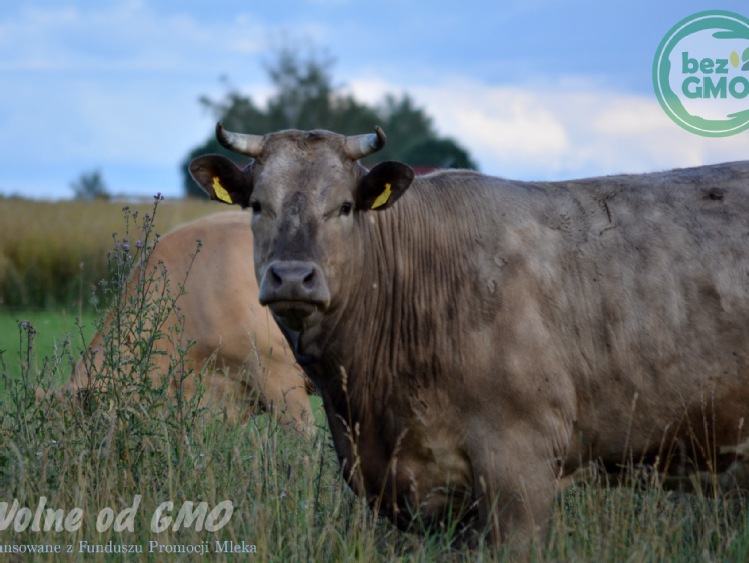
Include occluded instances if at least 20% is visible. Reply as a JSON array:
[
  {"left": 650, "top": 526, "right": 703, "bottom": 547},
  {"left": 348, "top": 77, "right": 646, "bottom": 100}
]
[{"left": 2, "top": 0, "right": 749, "bottom": 200}]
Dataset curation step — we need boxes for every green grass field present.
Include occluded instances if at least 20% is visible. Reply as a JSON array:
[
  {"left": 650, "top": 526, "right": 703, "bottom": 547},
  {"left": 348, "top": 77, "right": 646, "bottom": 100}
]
[{"left": 0, "top": 308, "right": 96, "bottom": 391}]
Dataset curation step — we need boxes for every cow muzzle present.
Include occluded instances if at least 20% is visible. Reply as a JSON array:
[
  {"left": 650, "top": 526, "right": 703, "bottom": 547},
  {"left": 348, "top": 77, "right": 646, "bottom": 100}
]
[{"left": 258, "top": 260, "right": 331, "bottom": 329}]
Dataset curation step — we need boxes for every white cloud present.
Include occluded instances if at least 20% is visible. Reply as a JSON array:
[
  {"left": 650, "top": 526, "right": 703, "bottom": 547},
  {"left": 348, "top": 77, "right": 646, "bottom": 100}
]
[
  {"left": 350, "top": 76, "right": 749, "bottom": 181},
  {"left": 417, "top": 84, "right": 570, "bottom": 159}
]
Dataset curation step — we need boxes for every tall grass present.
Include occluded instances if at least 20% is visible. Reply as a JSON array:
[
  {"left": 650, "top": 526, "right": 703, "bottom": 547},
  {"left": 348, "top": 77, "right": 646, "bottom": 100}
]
[
  {"left": 0, "top": 198, "right": 221, "bottom": 310},
  {"left": 0, "top": 198, "right": 748, "bottom": 561}
]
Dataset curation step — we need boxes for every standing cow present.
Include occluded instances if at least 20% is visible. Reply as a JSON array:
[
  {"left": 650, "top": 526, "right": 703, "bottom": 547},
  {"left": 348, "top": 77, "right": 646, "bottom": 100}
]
[
  {"left": 42, "top": 212, "right": 315, "bottom": 436},
  {"left": 190, "top": 123, "right": 749, "bottom": 549}
]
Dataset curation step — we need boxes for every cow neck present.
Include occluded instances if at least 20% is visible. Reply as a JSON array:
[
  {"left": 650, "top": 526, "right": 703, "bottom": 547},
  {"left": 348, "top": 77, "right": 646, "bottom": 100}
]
[{"left": 314, "top": 177, "right": 484, "bottom": 439}]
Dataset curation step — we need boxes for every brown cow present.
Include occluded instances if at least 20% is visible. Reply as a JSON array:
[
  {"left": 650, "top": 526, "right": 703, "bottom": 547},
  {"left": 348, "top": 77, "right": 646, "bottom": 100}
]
[
  {"left": 42, "top": 211, "right": 315, "bottom": 436},
  {"left": 190, "top": 123, "right": 749, "bottom": 549}
]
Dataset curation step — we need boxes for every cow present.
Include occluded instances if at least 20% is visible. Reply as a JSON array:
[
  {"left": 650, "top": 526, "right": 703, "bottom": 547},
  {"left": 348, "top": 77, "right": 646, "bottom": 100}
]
[
  {"left": 40, "top": 211, "right": 315, "bottom": 436},
  {"left": 189, "top": 122, "right": 749, "bottom": 550}
]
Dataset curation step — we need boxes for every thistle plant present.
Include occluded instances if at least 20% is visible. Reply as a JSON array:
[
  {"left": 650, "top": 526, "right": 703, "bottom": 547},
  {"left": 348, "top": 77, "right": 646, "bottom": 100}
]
[{"left": 0, "top": 194, "right": 209, "bottom": 512}]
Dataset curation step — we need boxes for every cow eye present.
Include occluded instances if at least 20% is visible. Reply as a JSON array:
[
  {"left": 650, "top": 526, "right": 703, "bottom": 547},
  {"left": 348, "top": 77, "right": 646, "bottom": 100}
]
[
  {"left": 250, "top": 200, "right": 262, "bottom": 214},
  {"left": 339, "top": 201, "right": 353, "bottom": 217}
]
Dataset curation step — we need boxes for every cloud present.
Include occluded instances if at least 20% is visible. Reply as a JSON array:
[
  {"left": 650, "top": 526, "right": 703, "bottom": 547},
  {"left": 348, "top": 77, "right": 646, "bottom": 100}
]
[
  {"left": 417, "top": 84, "right": 570, "bottom": 161},
  {"left": 350, "top": 76, "right": 749, "bottom": 180}
]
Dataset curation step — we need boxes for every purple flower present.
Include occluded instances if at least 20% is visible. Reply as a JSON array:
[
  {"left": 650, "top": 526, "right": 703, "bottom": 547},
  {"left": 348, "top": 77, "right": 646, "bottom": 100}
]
[
  {"left": 123, "top": 243, "right": 130, "bottom": 251},
  {"left": 135, "top": 240, "right": 143, "bottom": 249}
]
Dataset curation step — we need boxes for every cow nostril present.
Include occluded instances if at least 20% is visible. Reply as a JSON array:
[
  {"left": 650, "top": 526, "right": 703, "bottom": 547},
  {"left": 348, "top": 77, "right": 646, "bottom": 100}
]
[
  {"left": 270, "top": 266, "right": 283, "bottom": 287},
  {"left": 302, "top": 269, "right": 316, "bottom": 288}
]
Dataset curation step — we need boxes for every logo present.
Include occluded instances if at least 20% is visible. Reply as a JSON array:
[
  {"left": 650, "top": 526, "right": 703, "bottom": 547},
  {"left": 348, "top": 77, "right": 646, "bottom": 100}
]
[{"left": 653, "top": 10, "right": 749, "bottom": 136}]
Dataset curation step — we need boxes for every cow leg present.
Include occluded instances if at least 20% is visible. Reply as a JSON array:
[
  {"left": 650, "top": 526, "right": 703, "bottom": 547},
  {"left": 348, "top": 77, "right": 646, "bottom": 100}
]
[
  {"left": 251, "top": 365, "right": 316, "bottom": 437},
  {"left": 196, "top": 369, "right": 258, "bottom": 422},
  {"left": 469, "top": 434, "right": 558, "bottom": 555},
  {"left": 232, "top": 353, "right": 316, "bottom": 437}
]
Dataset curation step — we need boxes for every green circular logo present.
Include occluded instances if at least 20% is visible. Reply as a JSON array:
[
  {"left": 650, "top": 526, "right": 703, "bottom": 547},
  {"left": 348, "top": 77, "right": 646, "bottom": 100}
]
[{"left": 653, "top": 10, "right": 749, "bottom": 136}]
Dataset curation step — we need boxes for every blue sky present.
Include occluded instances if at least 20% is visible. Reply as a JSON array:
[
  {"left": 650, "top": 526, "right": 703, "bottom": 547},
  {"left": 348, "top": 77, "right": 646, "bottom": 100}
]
[{"left": 2, "top": 1, "right": 749, "bottom": 200}]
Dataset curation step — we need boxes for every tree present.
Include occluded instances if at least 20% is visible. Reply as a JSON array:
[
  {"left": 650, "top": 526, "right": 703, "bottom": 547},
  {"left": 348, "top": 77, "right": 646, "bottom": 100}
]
[
  {"left": 182, "top": 44, "right": 477, "bottom": 198},
  {"left": 71, "top": 169, "right": 110, "bottom": 200}
]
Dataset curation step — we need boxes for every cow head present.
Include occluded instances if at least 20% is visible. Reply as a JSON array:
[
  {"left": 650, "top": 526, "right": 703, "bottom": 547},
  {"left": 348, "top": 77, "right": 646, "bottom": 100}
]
[{"left": 189, "top": 124, "right": 414, "bottom": 343}]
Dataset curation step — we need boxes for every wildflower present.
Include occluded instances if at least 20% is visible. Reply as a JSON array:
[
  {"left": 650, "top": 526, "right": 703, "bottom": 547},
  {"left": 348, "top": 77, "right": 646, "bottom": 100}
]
[{"left": 136, "top": 240, "right": 143, "bottom": 249}]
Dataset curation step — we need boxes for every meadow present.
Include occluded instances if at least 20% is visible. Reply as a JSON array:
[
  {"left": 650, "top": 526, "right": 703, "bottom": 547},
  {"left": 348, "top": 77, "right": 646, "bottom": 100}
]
[
  {"left": 0, "top": 197, "right": 220, "bottom": 310},
  {"left": 1, "top": 198, "right": 748, "bottom": 561}
]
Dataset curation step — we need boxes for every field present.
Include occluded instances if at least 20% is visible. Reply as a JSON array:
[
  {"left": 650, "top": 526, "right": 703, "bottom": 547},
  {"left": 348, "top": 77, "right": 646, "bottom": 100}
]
[
  {"left": 0, "top": 197, "right": 221, "bottom": 310},
  {"left": 1, "top": 198, "right": 749, "bottom": 561}
]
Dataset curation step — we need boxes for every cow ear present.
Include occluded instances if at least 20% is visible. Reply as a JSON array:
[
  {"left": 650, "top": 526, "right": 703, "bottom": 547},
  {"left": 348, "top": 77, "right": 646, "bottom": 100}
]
[
  {"left": 189, "top": 155, "right": 253, "bottom": 207},
  {"left": 355, "top": 161, "right": 414, "bottom": 211}
]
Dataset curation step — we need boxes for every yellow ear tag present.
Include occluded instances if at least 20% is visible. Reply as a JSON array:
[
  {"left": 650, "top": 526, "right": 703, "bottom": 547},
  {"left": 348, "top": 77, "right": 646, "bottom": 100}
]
[
  {"left": 212, "top": 177, "right": 233, "bottom": 204},
  {"left": 371, "top": 183, "right": 392, "bottom": 209}
]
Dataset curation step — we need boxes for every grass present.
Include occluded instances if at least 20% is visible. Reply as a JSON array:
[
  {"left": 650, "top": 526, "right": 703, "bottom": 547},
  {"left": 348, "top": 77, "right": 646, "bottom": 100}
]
[
  {"left": 0, "top": 309, "right": 96, "bottom": 392},
  {"left": 0, "top": 197, "right": 223, "bottom": 309},
  {"left": 1, "top": 198, "right": 748, "bottom": 561}
]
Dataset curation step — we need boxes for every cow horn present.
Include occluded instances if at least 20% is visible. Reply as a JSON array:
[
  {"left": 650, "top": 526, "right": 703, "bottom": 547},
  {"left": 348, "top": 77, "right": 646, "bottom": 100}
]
[
  {"left": 344, "top": 126, "right": 386, "bottom": 160},
  {"left": 215, "top": 122, "right": 264, "bottom": 157}
]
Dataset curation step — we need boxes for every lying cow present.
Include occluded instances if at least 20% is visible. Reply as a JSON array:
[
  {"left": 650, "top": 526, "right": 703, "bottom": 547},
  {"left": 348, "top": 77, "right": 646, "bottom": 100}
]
[
  {"left": 42, "top": 211, "right": 315, "bottom": 436},
  {"left": 190, "top": 123, "right": 749, "bottom": 549}
]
